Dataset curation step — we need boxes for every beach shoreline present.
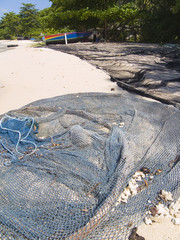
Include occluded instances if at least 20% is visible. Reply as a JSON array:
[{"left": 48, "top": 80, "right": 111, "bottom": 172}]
[{"left": 0, "top": 39, "right": 120, "bottom": 115}]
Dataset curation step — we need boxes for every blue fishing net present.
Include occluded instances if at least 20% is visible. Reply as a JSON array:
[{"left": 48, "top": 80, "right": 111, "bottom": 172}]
[{"left": 0, "top": 92, "right": 179, "bottom": 239}]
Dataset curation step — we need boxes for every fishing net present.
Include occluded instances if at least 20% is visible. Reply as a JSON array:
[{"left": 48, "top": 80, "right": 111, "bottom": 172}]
[
  {"left": 48, "top": 42, "right": 180, "bottom": 109},
  {"left": 0, "top": 92, "right": 180, "bottom": 239}
]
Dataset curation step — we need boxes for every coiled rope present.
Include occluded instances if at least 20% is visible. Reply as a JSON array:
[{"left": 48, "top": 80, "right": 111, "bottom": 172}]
[{"left": 0, "top": 115, "right": 37, "bottom": 165}]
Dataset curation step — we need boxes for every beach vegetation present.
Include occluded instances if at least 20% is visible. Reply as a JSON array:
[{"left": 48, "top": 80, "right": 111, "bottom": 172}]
[
  {"left": 135, "top": 0, "right": 180, "bottom": 43},
  {"left": 30, "top": 41, "right": 46, "bottom": 48},
  {"left": 0, "top": 0, "right": 179, "bottom": 43},
  {"left": 47, "top": 0, "right": 179, "bottom": 43},
  {"left": 0, "top": 12, "right": 20, "bottom": 39},
  {"left": 19, "top": 3, "right": 39, "bottom": 38},
  {"left": 172, "top": 0, "right": 180, "bottom": 12}
]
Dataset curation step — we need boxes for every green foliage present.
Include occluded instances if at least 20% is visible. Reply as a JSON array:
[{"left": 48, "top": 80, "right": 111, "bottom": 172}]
[
  {"left": 0, "top": 0, "right": 179, "bottom": 43},
  {"left": 48, "top": 0, "right": 139, "bottom": 41},
  {"left": 19, "top": 3, "right": 39, "bottom": 37},
  {"left": 50, "top": 0, "right": 117, "bottom": 10},
  {"left": 42, "top": 27, "right": 75, "bottom": 36},
  {"left": 38, "top": 8, "right": 55, "bottom": 31},
  {"left": 172, "top": 0, "right": 180, "bottom": 12},
  {"left": 0, "top": 3, "right": 42, "bottom": 39},
  {"left": 136, "top": 0, "right": 180, "bottom": 43},
  {"left": 0, "top": 12, "right": 20, "bottom": 39}
]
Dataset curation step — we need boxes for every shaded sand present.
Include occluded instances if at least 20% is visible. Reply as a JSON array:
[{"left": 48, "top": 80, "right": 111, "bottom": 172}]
[
  {"left": 0, "top": 40, "right": 179, "bottom": 239},
  {"left": 0, "top": 40, "right": 119, "bottom": 115}
]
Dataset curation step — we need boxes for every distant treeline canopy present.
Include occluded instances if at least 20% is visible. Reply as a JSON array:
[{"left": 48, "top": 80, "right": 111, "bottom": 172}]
[{"left": 0, "top": 0, "right": 180, "bottom": 43}]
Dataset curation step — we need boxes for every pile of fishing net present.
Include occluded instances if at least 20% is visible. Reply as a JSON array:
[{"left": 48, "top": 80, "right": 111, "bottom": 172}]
[{"left": 0, "top": 92, "right": 179, "bottom": 239}]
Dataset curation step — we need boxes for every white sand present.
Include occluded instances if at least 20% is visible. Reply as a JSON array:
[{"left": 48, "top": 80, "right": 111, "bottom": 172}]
[
  {"left": 0, "top": 40, "right": 180, "bottom": 239},
  {"left": 0, "top": 40, "right": 119, "bottom": 115},
  {"left": 137, "top": 217, "right": 180, "bottom": 240}
]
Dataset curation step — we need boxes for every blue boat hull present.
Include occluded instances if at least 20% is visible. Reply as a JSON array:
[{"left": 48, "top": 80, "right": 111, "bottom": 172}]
[{"left": 43, "top": 32, "right": 92, "bottom": 44}]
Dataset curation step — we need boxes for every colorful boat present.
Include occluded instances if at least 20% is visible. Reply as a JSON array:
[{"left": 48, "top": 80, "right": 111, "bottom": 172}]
[{"left": 43, "top": 31, "right": 92, "bottom": 45}]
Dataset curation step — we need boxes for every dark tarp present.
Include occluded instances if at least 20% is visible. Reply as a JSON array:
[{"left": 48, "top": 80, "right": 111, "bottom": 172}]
[{"left": 48, "top": 42, "right": 180, "bottom": 109}]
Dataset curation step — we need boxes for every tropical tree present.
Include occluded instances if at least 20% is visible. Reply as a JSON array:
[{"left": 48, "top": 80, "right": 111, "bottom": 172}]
[
  {"left": 135, "top": 0, "right": 180, "bottom": 43},
  {"left": 38, "top": 8, "right": 53, "bottom": 30},
  {"left": 0, "top": 0, "right": 179, "bottom": 42},
  {"left": 48, "top": 0, "right": 139, "bottom": 41},
  {"left": 0, "top": 12, "right": 20, "bottom": 39},
  {"left": 19, "top": 3, "right": 39, "bottom": 38},
  {"left": 173, "top": 0, "right": 180, "bottom": 12},
  {"left": 50, "top": 0, "right": 117, "bottom": 10}
]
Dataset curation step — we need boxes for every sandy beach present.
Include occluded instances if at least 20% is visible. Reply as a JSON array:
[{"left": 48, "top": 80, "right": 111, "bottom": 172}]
[
  {"left": 0, "top": 40, "right": 179, "bottom": 239},
  {"left": 0, "top": 40, "right": 119, "bottom": 115}
]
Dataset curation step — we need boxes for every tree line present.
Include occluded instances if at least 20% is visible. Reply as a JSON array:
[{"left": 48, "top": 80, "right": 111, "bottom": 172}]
[{"left": 0, "top": 0, "right": 179, "bottom": 43}]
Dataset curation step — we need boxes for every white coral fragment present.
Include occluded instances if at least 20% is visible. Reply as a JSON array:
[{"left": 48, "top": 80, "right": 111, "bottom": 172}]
[
  {"left": 144, "top": 194, "right": 180, "bottom": 226},
  {"left": 115, "top": 170, "right": 148, "bottom": 206},
  {"left": 171, "top": 218, "right": 180, "bottom": 225},
  {"left": 133, "top": 170, "right": 145, "bottom": 180},
  {"left": 130, "top": 185, "right": 138, "bottom": 196},
  {"left": 156, "top": 203, "right": 170, "bottom": 217},
  {"left": 117, "top": 187, "right": 131, "bottom": 204},
  {"left": 159, "top": 190, "right": 173, "bottom": 202},
  {"left": 144, "top": 216, "right": 152, "bottom": 225},
  {"left": 169, "top": 198, "right": 180, "bottom": 218}
]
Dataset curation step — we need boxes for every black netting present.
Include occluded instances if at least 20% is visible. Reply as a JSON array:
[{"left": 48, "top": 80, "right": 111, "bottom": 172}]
[
  {"left": 0, "top": 92, "right": 180, "bottom": 239},
  {"left": 48, "top": 42, "right": 180, "bottom": 109}
]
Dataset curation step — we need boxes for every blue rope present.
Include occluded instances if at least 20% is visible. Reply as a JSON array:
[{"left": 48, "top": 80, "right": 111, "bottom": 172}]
[{"left": 0, "top": 115, "right": 37, "bottom": 165}]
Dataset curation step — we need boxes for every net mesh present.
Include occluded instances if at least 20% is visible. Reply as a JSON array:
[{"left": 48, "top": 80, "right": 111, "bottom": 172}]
[{"left": 0, "top": 92, "right": 179, "bottom": 239}]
